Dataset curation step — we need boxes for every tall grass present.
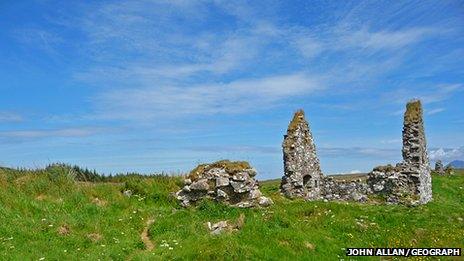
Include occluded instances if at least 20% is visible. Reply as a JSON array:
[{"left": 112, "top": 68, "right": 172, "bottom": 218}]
[{"left": 0, "top": 166, "right": 463, "bottom": 260}]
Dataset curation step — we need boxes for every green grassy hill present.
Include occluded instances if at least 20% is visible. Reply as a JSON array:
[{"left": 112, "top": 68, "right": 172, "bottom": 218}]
[{"left": 1, "top": 167, "right": 463, "bottom": 260}]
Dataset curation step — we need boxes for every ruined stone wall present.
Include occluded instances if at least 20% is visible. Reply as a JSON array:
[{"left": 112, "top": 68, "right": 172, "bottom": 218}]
[
  {"left": 366, "top": 99, "right": 432, "bottom": 205},
  {"left": 281, "top": 110, "right": 323, "bottom": 199},
  {"left": 280, "top": 99, "right": 433, "bottom": 206},
  {"left": 321, "top": 177, "right": 369, "bottom": 202},
  {"left": 435, "top": 160, "right": 445, "bottom": 175}
]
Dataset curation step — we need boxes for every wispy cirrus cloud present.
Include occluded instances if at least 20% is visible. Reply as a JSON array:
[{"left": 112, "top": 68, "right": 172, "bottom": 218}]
[
  {"left": 0, "top": 127, "right": 104, "bottom": 141},
  {"left": 93, "top": 73, "right": 323, "bottom": 120},
  {"left": 0, "top": 112, "right": 24, "bottom": 122},
  {"left": 319, "top": 147, "right": 399, "bottom": 159},
  {"left": 33, "top": 0, "right": 450, "bottom": 124},
  {"left": 427, "top": 108, "right": 446, "bottom": 115},
  {"left": 385, "top": 84, "right": 463, "bottom": 107},
  {"left": 185, "top": 145, "right": 280, "bottom": 154}
]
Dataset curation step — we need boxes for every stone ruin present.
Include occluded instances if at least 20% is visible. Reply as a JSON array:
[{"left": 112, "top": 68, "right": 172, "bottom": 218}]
[
  {"left": 444, "top": 165, "right": 454, "bottom": 175},
  {"left": 280, "top": 99, "right": 433, "bottom": 205},
  {"left": 175, "top": 160, "right": 273, "bottom": 208},
  {"left": 434, "top": 160, "right": 445, "bottom": 175},
  {"left": 281, "top": 110, "right": 324, "bottom": 199},
  {"left": 368, "top": 99, "right": 433, "bottom": 204}
]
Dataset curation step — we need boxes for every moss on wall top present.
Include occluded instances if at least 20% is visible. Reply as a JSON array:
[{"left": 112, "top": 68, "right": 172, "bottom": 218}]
[
  {"left": 288, "top": 109, "right": 306, "bottom": 131},
  {"left": 404, "top": 99, "right": 423, "bottom": 123},
  {"left": 188, "top": 160, "right": 252, "bottom": 180}
]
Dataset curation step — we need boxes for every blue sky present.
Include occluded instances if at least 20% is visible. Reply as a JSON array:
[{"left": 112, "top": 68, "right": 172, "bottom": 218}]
[{"left": 0, "top": 0, "right": 463, "bottom": 179}]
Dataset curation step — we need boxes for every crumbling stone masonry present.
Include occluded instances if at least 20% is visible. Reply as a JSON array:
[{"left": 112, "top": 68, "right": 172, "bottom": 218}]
[
  {"left": 434, "top": 160, "right": 445, "bottom": 175},
  {"left": 368, "top": 99, "right": 432, "bottom": 205},
  {"left": 280, "top": 99, "right": 433, "bottom": 205},
  {"left": 176, "top": 160, "right": 273, "bottom": 208},
  {"left": 280, "top": 110, "right": 324, "bottom": 199}
]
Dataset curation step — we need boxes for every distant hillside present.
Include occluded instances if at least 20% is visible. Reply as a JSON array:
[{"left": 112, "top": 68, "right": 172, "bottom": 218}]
[{"left": 447, "top": 160, "right": 464, "bottom": 169}]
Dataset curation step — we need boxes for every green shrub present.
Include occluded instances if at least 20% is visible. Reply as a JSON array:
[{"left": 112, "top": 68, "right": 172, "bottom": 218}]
[{"left": 123, "top": 177, "right": 149, "bottom": 196}]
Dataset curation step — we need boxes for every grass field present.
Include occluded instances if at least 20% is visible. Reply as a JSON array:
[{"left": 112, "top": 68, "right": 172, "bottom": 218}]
[{"left": 0, "top": 167, "right": 463, "bottom": 260}]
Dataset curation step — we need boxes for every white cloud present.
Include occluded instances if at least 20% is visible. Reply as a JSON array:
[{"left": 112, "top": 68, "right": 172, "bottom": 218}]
[
  {"left": 0, "top": 112, "right": 23, "bottom": 122},
  {"left": 427, "top": 108, "right": 445, "bottom": 115},
  {"left": 349, "top": 170, "right": 361, "bottom": 174},
  {"left": 340, "top": 27, "right": 436, "bottom": 51},
  {"left": 386, "top": 84, "right": 463, "bottom": 106},
  {"left": 294, "top": 36, "right": 324, "bottom": 58},
  {"left": 381, "top": 138, "right": 401, "bottom": 144},
  {"left": 94, "top": 73, "right": 323, "bottom": 120},
  {"left": 32, "top": 0, "right": 459, "bottom": 124},
  {"left": 0, "top": 128, "right": 103, "bottom": 139},
  {"left": 319, "top": 147, "right": 398, "bottom": 158},
  {"left": 429, "top": 147, "right": 464, "bottom": 161}
]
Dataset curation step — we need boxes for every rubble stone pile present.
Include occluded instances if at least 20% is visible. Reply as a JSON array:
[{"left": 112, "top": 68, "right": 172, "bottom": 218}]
[{"left": 176, "top": 160, "right": 273, "bottom": 208}]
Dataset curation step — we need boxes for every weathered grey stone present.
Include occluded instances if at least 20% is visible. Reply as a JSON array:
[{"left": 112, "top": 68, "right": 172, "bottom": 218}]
[
  {"left": 435, "top": 160, "right": 445, "bottom": 175},
  {"left": 217, "top": 189, "right": 228, "bottom": 199},
  {"left": 247, "top": 168, "right": 258, "bottom": 177},
  {"left": 232, "top": 172, "right": 250, "bottom": 181},
  {"left": 249, "top": 189, "right": 262, "bottom": 199},
  {"left": 207, "top": 168, "right": 227, "bottom": 177},
  {"left": 175, "top": 160, "right": 272, "bottom": 208},
  {"left": 230, "top": 180, "right": 254, "bottom": 193},
  {"left": 208, "top": 221, "right": 229, "bottom": 235},
  {"left": 189, "top": 179, "right": 209, "bottom": 191},
  {"left": 235, "top": 201, "right": 253, "bottom": 208},
  {"left": 281, "top": 110, "right": 323, "bottom": 199},
  {"left": 258, "top": 196, "right": 273, "bottom": 207},
  {"left": 445, "top": 165, "right": 454, "bottom": 175},
  {"left": 216, "top": 177, "right": 229, "bottom": 187}
]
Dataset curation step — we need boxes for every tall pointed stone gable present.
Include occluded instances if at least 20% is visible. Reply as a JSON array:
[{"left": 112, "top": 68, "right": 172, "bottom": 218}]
[
  {"left": 402, "top": 99, "right": 429, "bottom": 167},
  {"left": 401, "top": 99, "right": 432, "bottom": 204},
  {"left": 280, "top": 110, "right": 323, "bottom": 199}
]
